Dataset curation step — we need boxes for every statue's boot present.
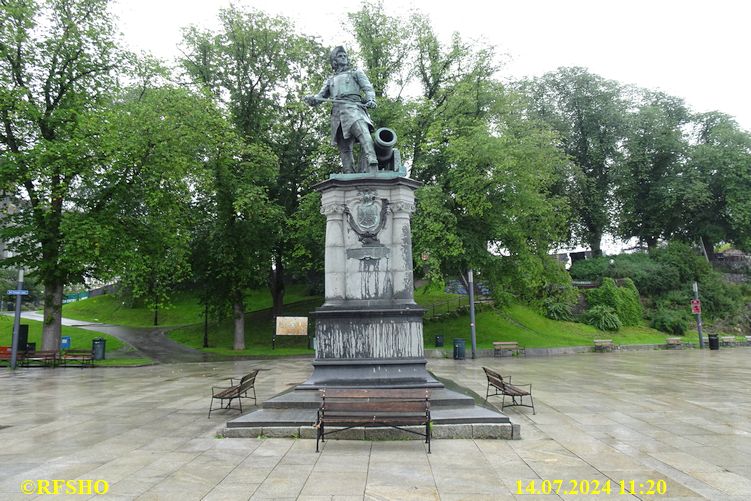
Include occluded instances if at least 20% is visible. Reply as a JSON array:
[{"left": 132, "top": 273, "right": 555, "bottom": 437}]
[
  {"left": 353, "top": 121, "right": 378, "bottom": 174},
  {"left": 338, "top": 141, "right": 355, "bottom": 174}
]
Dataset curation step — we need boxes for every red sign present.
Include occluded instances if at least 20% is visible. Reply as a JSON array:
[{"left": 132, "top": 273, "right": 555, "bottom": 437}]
[{"left": 691, "top": 299, "right": 701, "bottom": 314}]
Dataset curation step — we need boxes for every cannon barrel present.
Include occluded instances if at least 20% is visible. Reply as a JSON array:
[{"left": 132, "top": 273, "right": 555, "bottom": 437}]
[{"left": 374, "top": 127, "right": 397, "bottom": 163}]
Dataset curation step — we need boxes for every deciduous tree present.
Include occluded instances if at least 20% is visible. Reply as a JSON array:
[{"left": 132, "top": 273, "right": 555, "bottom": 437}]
[{"left": 520, "top": 67, "right": 627, "bottom": 256}]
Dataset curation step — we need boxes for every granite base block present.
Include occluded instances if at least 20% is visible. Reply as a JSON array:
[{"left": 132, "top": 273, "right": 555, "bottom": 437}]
[
  {"left": 261, "top": 426, "right": 301, "bottom": 438},
  {"left": 319, "top": 427, "right": 366, "bottom": 440},
  {"left": 364, "top": 426, "right": 426, "bottom": 441},
  {"left": 224, "top": 423, "right": 520, "bottom": 440},
  {"left": 299, "top": 426, "right": 318, "bottom": 439},
  {"left": 432, "top": 424, "right": 472, "bottom": 439},
  {"left": 472, "top": 423, "right": 514, "bottom": 439},
  {"left": 222, "top": 426, "right": 263, "bottom": 438}
]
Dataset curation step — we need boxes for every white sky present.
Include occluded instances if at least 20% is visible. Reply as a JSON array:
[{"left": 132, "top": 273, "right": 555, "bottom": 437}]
[{"left": 112, "top": 0, "right": 751, "bottom": 131}]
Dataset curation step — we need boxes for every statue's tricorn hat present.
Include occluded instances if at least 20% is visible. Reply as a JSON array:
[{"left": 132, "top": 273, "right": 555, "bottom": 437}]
[{"left": 330, "top": 46, "right": 347, "bottom": 69}]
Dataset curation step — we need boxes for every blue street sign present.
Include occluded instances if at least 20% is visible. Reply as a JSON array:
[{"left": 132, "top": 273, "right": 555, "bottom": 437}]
[{"left": 7, "top": 289, "right": 29, "bottom": 295}]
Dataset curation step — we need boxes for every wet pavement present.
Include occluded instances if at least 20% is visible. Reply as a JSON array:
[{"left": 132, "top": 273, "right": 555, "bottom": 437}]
[{"left": 3, "top": 348, "right": 751, "bottom": 499}]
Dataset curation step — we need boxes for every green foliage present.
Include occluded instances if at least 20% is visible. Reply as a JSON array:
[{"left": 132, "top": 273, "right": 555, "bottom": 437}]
[
  {"left": 650, "top": 308, "right": 689, "bottom": 336},
  {"left": 540, "top": 262, "right": 578, "bottom": 321},
  {"left": 62, "top": 285, "right": 317, "bottom": 328},
  {"left": 519, "top": 67, "right": 628, "bottom": 256},
  {"left": 181, "top": 6, "right": 329, "bottom": 322},
  {"left": 572, "top": 243, "right": 745, "bottom": 324},
  {"left": 571, "top": 252, "right": 683, "bottom": 297},
  {"left": 0, "top": 315, "right": 126, "bottom": 354},
  {"left": 681, "top": 112, "right": 751, "bottom": 252},
  {"left": 617, "top": 278, "right": 645, "bottom": 326},
  {"left": 423, "top": 303, "right": 668, "bottom": 348},
  {"left": 586, "top": 277, "right": 642, "bottom": 326},
  {"left": 616, "top": 91, "right": 690, "bottom": 247},
  {"left": 583, "top": 305, "right": 622, "bottom": 331},
  {"left": 543, "top": 298, "right": 573, "bottom": 321}
]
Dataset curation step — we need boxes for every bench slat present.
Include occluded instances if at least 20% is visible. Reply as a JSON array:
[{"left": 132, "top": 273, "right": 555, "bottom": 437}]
[
  {"left": 322, "top": 389, "right": 430, "bottom": 399},
  {"left": 324, "top": 401, "right": 427, "bottom": 412},
  {"left": 316, "top": 388, "right": 431, "bottom": 453}
]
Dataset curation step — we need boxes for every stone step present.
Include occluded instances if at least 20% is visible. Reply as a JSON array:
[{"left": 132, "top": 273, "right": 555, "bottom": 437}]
[{"left": 261, "top": 387, "right": 478, "bottom": 410}]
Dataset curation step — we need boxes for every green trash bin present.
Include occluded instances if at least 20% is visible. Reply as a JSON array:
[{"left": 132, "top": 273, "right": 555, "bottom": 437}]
[
  {"left": 708, "top": 334, "right": 719, "bottom": 350},
  {"left": 453, "top": 338, "right": 466, "bottom": 360},
  {"left": 92, "top": 338, "right": 106, "bottom": 360},
  {"left": 435, "top": 335, "right": 444, "bottom": 347}
]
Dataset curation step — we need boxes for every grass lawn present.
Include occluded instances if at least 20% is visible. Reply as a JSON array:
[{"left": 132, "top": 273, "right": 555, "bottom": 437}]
[
  {"left": 168, "top": 299, "right": 319, "bottom": 357},
  {"left": 55, "top": 283, "right": 712, "bottom": 359},
  {"left": 62, "top": 285, "right": 318, "bottom": 328},
  {"left": 0, "top": 315, "right": 153, "bottom": 366},
  {"left": 423, "top": 303, "right": 674, "bottom": 349}
]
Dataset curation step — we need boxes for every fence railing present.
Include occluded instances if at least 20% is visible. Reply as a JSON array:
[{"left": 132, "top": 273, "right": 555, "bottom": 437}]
[{"left": 423, "top": 295, "right": 492, "bottom": 320}]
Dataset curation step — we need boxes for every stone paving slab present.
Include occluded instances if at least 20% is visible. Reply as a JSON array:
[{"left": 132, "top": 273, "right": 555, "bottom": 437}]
[{"left": 2, "top": 350, "right": 751, "bottom": 499}]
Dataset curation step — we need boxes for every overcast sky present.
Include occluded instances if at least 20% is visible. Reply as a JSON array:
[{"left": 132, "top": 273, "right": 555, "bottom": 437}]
[{"left": 112, "top": 0, "right": 751, "bottom": 131}]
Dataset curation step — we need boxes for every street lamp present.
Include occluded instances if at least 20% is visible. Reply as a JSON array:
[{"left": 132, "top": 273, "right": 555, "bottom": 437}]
[
  {"left": 10, "top": 268, "right": 24, "bottom": 370},
  {"left": 468, "top": 269, "right": 477, "bottom": 359}
]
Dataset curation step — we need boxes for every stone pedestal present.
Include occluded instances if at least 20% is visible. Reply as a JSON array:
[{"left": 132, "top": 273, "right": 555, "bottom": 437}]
[
  {"left": 299, "top": 175, "right": 441, "bottom": 389},
  {"left": 226, "top": 173, "right": 513, "bottom": 436}
]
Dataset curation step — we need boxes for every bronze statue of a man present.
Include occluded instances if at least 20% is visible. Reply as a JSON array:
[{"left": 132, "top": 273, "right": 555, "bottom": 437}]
[{"left": 305, "top": 46, "right": 378, "bottom": 174}]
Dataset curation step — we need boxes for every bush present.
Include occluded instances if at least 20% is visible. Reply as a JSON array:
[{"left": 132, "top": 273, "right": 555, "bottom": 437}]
[
  {"left": 586, "top": 277, "right": 643, "bottom": 326},
  {"left": 543, "top": 298, "right": 573, "bottom": 321},
  {"left": 583, "top": 305, "right": 622, "bottom": 331},
  {"left": 650, "top": 308, "right": 689, "bottom": 335}
]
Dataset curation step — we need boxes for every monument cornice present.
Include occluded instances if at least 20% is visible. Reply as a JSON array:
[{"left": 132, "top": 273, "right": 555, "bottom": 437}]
[{"left": 314, "top": 175, "right": 423, "bottom": 192}]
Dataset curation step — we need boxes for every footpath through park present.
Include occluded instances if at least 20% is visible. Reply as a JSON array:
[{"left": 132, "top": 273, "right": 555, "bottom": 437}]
[
  {"left": 2, "top": 348, "right": 751, "bottom": 499},
  {"left": 16, "top": 312, "right": 224, "bottom": 364}
]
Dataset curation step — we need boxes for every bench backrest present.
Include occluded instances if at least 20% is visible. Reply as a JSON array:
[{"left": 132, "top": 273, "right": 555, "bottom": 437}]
[
  {"left": 320, "top": 388, "right": 430, "bottom": 413},
  {"left": 238, "top": 370, "right": 258, "bottom": 391},
  {"left": 482, "top": 367, "right": 506, "bottom": 389}
]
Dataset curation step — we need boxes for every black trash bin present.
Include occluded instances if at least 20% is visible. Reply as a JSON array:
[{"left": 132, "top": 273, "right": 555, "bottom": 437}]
[
  {"left": 435, "top": 335, "right": 444, "bottom": 347},
  {"left": 92, "top": 338, "right": 106, "bottom": 360},
  {"left": 453, "top": 338, "right": 466, "bottom": 360},
  {"left": 708, "top": 334, "right": 719, "bottom": 351}
]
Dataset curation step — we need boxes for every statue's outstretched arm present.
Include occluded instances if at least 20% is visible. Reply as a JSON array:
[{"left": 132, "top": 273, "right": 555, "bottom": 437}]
[{"left": 305, "top": 79, "right": 331, "bottom": 106}]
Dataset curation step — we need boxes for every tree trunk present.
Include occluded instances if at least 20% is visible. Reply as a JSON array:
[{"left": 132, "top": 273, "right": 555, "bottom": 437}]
[
  {"left": 701, "top": 236, "right": 714, "bottom": 262},
  {"left": 588, "top": 231, "right": 603, "bottom": 258},
  {"left": 646, "top": 237, "right": 658, "bottom": 252},
  {"left": 232, "top": 299, "right": 245, "bottom": 350},
  {"left": 41, "top": 281, "right": 64, "bottom": 351},
  {"left": 270, "top": 253, "right": 285, "bottom": 317}
]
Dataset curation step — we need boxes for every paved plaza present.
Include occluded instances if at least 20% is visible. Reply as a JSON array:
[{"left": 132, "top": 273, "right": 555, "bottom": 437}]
[{"left": 2, "top": 348, "right": 751, "bottom": 500}]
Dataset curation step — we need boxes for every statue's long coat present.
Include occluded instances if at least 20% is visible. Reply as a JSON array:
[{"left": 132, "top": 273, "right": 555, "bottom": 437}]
[{"left": 313, "top": 68, "right": 376, "bottom": 145}]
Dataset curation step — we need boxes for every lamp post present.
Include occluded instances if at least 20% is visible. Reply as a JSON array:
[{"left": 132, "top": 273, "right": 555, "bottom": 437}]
[
  {"left": 10, "top": 268, "right": 24, "bottom": 370},
  {"left": 693, "top": 281, "right": 704, "bottom": 349},
  {"left": 468, "top": 269, "right": 477, "bottom": 359}
]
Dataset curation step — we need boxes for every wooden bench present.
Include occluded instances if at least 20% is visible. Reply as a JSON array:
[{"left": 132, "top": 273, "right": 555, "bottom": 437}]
[
  {"left": 315, "top": 388, "right": 431, "bottom": 453},
  {"left": 593, "top": 339, "right": 615, "bottom": 352},
  {"left": 482, "top": 367, "right": 535, "bottom": 414},
  {"left": 720, "top": 336, "right": 738, "bottom": 347},
  {"left": 493, "top": 341, "right": 526, "bottom": 357},
  {"left": 0, "top": 346, "right": 18, "bottom": 366},
  {"left": 22, "top": 350, "right": 59, "bottom": 368},
  {"left": 665, "top": 337, "right": 684, "bottom": 349},
  {"left": 61, "top": 349, "right": 94, "bottom": 368},
  {"left": 208, "top": 369, "right": 259, "bottom": 418}
]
